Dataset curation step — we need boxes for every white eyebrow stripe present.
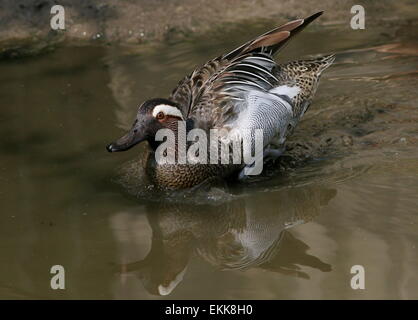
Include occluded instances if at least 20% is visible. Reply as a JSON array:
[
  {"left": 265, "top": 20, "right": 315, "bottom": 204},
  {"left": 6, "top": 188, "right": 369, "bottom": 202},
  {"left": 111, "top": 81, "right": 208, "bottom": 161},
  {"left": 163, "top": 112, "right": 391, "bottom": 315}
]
[{"left": 152, "top": 104, "right": 184, "bottom": 119}]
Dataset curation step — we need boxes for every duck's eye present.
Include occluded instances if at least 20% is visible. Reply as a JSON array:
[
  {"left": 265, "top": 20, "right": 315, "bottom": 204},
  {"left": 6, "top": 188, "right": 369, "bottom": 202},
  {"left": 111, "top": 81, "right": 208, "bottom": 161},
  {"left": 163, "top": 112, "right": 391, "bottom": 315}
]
[{"left": 156, "top": 111, "right": 165, "bottom": 120}]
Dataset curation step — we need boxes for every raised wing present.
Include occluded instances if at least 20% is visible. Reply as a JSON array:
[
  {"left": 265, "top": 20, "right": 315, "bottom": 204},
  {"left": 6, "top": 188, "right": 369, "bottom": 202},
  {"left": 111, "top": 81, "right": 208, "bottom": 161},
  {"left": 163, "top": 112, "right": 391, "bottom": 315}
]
[{"left": 169, "top": 12, "right": 323, "bottom": 129}]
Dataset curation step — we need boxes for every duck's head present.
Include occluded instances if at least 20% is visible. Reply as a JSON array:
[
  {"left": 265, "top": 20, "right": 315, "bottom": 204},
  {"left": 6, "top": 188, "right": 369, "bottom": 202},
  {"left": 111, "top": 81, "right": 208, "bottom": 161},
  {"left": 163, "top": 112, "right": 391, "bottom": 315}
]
[{"left": 106, "top": 98, "right": 184, "bottom": 152}]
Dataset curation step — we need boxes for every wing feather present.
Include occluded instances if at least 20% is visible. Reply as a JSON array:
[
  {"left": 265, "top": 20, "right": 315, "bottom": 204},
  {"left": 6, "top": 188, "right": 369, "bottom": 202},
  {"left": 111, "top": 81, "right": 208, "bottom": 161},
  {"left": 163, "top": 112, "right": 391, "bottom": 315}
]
[{"left": 169, "top": 12, "right": 324, "bottom": 128}]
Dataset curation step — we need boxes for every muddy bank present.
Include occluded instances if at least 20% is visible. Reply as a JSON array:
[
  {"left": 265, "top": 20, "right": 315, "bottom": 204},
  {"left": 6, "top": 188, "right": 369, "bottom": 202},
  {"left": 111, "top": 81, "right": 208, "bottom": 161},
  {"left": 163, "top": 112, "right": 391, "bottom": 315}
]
[{"left": 1, "top": 0, "right": 417, "bottom": 57}]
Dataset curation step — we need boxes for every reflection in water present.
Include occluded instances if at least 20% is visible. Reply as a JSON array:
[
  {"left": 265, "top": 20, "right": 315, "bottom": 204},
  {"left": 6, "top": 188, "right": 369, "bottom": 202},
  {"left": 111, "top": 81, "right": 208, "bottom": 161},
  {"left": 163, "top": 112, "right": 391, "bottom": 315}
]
[{"left": 112, "top": 186, "right": 336, "bottom": 296}]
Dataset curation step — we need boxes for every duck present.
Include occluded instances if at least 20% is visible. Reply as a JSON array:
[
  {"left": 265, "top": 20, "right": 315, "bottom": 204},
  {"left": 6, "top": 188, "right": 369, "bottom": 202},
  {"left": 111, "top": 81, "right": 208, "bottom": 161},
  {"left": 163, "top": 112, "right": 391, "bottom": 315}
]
[{"left": 107, "top": 11, "right": 335, "bottom": 190}]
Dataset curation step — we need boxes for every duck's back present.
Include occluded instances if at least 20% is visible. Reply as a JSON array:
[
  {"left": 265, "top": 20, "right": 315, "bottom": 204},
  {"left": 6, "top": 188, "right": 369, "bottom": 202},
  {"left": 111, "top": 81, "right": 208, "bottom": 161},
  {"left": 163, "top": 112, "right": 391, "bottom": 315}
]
[
  {"left": 274, "top": 54, "right": 335, "bottom": 119},
  {"left": 225, "top": 54, "right": 335, "bottom": 151}
]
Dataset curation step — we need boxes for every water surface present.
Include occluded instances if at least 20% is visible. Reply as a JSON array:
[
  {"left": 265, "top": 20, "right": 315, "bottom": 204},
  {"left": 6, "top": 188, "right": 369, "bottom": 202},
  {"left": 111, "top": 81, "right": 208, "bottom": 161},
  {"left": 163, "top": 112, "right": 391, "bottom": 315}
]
[{"left": 0, "top": 14, "right": 417, "bottom": 299}]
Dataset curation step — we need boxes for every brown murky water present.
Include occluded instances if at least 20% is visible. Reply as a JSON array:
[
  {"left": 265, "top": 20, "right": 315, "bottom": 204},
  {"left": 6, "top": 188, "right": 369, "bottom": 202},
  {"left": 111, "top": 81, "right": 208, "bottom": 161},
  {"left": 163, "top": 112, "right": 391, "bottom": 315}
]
[{"left": 0, "top": 12, "right": 417, "bottom": 299}]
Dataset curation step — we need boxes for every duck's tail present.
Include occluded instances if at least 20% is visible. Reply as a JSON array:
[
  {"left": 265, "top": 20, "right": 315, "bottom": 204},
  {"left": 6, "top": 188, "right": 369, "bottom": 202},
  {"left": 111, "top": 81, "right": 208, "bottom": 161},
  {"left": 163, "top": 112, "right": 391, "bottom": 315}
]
[
  {"left": 314, "top": 54, "right": 336, "bottom": 74},
  {"left": 275, "top": 54, "right": 335, "bottom": 119}
]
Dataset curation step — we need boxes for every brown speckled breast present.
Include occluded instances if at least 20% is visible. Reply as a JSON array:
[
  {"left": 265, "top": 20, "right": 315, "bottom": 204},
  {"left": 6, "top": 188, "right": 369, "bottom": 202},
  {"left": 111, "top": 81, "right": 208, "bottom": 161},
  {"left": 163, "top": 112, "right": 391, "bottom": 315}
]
[{"left": 145, "top": 152, "right": 240, "bottom": 190}]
